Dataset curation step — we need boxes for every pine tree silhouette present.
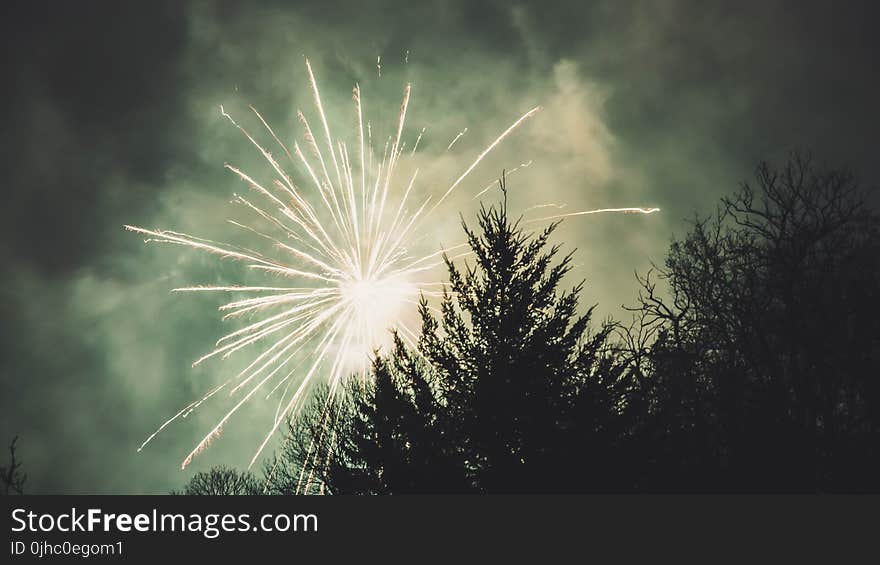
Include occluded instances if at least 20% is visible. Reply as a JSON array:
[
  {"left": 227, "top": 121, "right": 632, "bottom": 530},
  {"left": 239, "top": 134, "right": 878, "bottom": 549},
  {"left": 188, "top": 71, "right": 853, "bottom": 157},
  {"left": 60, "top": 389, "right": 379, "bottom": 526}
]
[
  {"left": 418, "top": 189, "right": 627, "bottom": 491},
  {"left": 266, "top": 336, "right": 463, "bottom": 494},
  {"left": 273, "top": 181, "right": 629, "bottom": 493}
]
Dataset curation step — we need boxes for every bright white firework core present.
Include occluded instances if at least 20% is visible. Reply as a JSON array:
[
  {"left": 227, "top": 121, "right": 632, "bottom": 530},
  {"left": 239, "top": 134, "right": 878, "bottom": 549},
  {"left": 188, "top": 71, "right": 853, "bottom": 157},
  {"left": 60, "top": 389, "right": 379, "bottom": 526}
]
[{"left": 339, "top": 274, "right": 414, "bottom": 366}]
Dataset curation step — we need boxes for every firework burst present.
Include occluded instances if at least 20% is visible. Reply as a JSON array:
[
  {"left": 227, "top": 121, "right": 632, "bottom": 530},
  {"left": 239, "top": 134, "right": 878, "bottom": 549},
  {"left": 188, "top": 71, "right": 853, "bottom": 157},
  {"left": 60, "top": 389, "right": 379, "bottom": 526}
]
[{"left": 127, "top": 58, "right": 658, "bottom": 471}]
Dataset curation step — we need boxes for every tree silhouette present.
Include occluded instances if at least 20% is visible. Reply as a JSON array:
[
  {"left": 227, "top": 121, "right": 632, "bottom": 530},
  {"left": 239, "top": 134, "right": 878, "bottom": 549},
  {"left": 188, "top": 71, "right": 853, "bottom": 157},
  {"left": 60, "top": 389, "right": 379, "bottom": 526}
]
[
  {"left": 265, "top": 336, "right": 465, "bottom": 495},
  {"left": 625, "top": 154, "right": 880, "bottom": 491},
  {"left": 183, "top": 157, "right": 880, "bottom": 494},
  {"left": 1, "top": 436, "right": 26, "bottom": 495},
  {"left": 272, "top": 183, "right": 630, "bottom": 493},
  {"left": 419, "top": 193, "right": 629, "bottom": 491},
  {"left": 175, "top": 465, "right": 262, "bottom": 495}
]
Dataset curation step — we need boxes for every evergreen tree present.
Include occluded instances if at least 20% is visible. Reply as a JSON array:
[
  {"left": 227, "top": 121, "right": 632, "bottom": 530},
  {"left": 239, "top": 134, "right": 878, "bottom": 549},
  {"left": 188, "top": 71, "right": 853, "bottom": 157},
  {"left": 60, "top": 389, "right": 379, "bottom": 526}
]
[
  {"left": 275, "top": 185, "right": 630, "bottom": 493},
  {"left": 418, "top": 194, "right": 627, "bottom": 491},
  {"left": 267, "top": 335, "right": 463, "bottom": 494}
]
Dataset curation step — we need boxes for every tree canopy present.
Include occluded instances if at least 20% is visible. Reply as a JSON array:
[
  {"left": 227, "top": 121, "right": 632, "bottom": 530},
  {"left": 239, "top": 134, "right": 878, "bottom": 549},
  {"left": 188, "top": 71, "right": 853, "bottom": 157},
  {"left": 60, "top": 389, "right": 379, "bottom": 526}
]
[{"left": 182, "top": 155, "right": 880, "bottom": 494}]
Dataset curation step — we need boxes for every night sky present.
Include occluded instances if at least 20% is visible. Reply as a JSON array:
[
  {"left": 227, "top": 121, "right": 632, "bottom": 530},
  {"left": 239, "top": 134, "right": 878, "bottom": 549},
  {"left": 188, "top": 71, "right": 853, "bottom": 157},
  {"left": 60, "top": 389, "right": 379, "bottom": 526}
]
[{"left": 2, "top": 1, "right": 879, "bottom": 493}]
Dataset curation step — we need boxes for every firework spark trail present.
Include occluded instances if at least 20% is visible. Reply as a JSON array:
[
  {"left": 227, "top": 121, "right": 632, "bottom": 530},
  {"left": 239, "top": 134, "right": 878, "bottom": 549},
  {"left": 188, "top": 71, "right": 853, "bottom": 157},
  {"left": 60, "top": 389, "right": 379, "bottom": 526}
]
[
  {"left": 128, "top": 57, "right": 658, "bottom": 472},
  {"left": 524, "top": 207, "right": 661, "bottom": 223},
  {"left": 446, "top": 127, "right": 468, "bottom": 151},
  {"left": 410, "top": 127, "right": 425, "bottom": 155}
]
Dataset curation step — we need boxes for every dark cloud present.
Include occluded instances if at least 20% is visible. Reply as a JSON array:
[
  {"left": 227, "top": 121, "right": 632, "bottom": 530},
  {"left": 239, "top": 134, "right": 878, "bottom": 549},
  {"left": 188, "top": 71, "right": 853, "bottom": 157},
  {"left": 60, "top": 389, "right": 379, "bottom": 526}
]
[
  {"left": 2, "top": 0, "right": 878, "bottom": 492},
  {"left": 1, "top": 1, "right": 190, "bottom": 275}
]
